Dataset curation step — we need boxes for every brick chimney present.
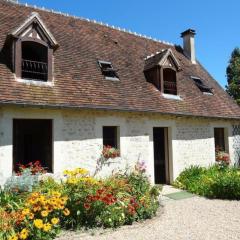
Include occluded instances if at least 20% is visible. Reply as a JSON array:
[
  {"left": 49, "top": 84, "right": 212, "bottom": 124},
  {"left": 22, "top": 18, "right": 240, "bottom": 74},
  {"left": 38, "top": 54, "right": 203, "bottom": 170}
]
[{"left": 181, "top": 29, "right": 196, "bottom": 64}]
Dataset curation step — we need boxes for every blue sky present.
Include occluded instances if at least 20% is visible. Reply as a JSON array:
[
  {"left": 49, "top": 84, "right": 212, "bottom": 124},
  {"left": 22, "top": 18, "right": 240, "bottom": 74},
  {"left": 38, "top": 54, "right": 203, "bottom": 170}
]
[{"left": 20, "top": 0, "right": 240, "bottom": 88}]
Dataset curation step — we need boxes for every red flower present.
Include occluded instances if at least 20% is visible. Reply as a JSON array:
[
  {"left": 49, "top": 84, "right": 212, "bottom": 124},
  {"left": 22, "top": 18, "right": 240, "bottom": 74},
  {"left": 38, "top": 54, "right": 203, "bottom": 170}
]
[
  {"left": 84, "top": 203, "right": 91, "bottom": 210},
  {"left": 128, "top": 205, "right": 136, "bottom": 215},
  {"left": 97, "top": 189, "right": 104, "bottom": 195}
]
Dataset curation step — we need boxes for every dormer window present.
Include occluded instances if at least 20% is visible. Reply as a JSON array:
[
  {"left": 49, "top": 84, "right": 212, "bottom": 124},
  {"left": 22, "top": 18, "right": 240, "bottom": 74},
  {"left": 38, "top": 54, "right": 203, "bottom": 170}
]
[
  {"left": 22, "top": 41, "right": 48, "bottom": 81},
  {"left": 144, "top": 49, "right": 181, "bottom": 96},
  {"left": 98, "top": 60, "right": 119, "bottom": 80},
  {"left": 163, "top": 68, "right": 177, "bottom": 95},
  {"left": 10, "top": 12, "right": 58, "bottom": 82},
  {"left": 191, "top": 76, "right": 213, "bottom": 94}
]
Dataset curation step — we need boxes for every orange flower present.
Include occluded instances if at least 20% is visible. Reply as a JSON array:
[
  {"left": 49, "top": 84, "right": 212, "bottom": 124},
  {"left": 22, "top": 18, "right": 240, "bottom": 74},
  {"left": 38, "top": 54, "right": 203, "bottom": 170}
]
[
  {"left": 29, "top": 213, "right": 34, "bottom": 220},
  {"left": 63, "top": 208, "right": 70, "bottom": 216}
]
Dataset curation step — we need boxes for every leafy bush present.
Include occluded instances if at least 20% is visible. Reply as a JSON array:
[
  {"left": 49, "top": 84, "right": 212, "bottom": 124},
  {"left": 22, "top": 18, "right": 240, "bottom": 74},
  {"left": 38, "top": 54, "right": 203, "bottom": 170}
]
[
  {"left": 0, "top": 188, "right": 25, "bottom": 211},
  {"left": 174, "top": 165, "right": 240, "bottom": 199},
  {"left": 62, "top": 165, "right": 160, "bottom": 229},
  {"left": 0, "top": 162, "right": 161, "bottom": 239}
]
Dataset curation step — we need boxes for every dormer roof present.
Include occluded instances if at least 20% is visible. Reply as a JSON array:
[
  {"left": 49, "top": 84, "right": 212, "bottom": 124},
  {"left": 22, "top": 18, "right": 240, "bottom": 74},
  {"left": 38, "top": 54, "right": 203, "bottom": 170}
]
[
  {"left": 144, "top": 49, "right": 181, "bottom": 71},
  {"left": 10, "top": 12, "right": 58, "bottom": 49}
]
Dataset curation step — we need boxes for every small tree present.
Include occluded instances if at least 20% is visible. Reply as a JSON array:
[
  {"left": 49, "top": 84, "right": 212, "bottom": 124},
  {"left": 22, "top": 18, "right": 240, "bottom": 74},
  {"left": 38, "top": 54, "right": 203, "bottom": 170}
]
[{"left": 226, "top": 47, "right": 240, "bottom": 104}]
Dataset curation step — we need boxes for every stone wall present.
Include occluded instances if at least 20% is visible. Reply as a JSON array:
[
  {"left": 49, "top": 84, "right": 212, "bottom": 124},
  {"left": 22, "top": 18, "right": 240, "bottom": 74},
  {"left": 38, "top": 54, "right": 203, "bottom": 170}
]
[
  {"left": 174, "top": 121, "right": 215, "bottom": 177},
  {"left": 0, "top": 106, "right": 239, "bottom": 185}
]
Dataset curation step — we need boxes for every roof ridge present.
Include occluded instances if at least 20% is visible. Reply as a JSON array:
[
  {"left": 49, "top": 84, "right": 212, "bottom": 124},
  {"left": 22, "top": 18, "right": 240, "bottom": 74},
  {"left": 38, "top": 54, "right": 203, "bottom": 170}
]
[
  {"left": 144, "top": 49, "right": 167, "bottom": 60},
  {"left": 5, "top": 0, "right": 174, "bottom": 46}
]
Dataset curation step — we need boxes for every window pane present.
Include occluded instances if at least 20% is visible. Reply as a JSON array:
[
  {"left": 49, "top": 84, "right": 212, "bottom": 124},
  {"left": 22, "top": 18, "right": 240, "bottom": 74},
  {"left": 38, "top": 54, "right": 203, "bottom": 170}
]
[
  {"left": 103, "top": 126, "right": 118, "bottom": 148},
  {"left": 214, "top": 128, "right": 225, "bottom": 151},
  {"left": 163, "top": 68, "right": 177, "bottom": 95},
  {"left": 98, "top": 60, "right": 119, "bottom": 79},
  {"left": 21, "top": 41, "right": 48, "bottom": 81}
]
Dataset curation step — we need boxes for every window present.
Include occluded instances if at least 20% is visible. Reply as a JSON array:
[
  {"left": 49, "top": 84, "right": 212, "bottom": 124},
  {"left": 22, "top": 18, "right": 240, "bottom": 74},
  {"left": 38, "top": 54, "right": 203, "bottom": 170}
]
[
  {"left": 191, "top": 76, "right": 213, "bottom": 94},
  {"left": 214, "top": 128, "right": 225, "bottom": 151},
  {"left": 163, "top": 68, "right": 177, "bottom": 95},
  {"left": 11, "top": 12, "right": 58, "bottom": 82},
  {"left": 13, "top": 119, "right": 53, "bottom": 172},
  {"left": 144, "top": 49, "right": 180, "bottom": 96},
  {"left": 98, "top": 60, "right": 119, "bottom": 80},
  {"left": 103, "top": 126, "right": 119, "bottom": 149},
  {"left": 21, "top": 41, "right": 48, "bottom": 81},
  {"left": 145, "top": 67, "right": 177, "bottom": 95}
]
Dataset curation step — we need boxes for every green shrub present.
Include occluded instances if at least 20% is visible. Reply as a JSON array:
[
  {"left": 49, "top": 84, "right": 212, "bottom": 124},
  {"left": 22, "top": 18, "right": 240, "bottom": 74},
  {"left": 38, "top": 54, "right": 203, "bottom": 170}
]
[
  {"left": 0, "top": 187, "right": 25, "bottom": 211},
  {"left": 174, "top": 165, "right": 240, "bottom": 199}
]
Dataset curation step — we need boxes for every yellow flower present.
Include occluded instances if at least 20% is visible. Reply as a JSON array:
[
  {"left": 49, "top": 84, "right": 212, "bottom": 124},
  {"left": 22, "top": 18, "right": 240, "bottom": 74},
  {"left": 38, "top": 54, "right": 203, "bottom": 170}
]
[
  {"left": 63, "top": 169, "right": 70, "bottom": 175},
  {"left": 67, "top": 178, "right": 78, "bottom": 184},
  {"left": 58, "top": 204, "right": 65, "bottom": 210},
  {"left": 50, "top": 199, "right": 57, "bottom": 205},
  {"left": 51, "top": 217, "right": 60, "bottom": 225},
  {"left": 39, "top": 195, "right": 46, "bottom": 202},
  {"left": 52, "top": 191, "right": 61, "bottom": 198},
  {"left": 46, "top": 206, "right": 53, "bottom": 213},
  {"left": 8, "top": 235, "right": 18, "bottom": 240},
  {"left": 76, "top": 168, "right": 89, "bottom": 175},
  {"left": 41, "top": 210, "right": 49, "bottom": 217},
  {"left": 60, "top": 197, "right": 67, "bottom": 205},
  {"left": 22, "top": 208, "right": 30, "bottom": 216},
  {"left": 33, "top": 219, "right": 44, "bottom": 229},
  {"left": 63, "top": 208, "right": 70, "bottom": 216},
  {"left": 53, "top": 204, "right": 60, "bottom": 210},
  {"left": 19, "top": 229, "right": 29, "bottom": 240},
  {"left": 43, "top": 223, "right": 52, "bottom": 232}
]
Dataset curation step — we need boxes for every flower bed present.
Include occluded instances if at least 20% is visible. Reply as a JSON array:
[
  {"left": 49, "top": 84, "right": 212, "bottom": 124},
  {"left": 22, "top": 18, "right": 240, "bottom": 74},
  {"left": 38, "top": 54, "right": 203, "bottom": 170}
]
[
  {"left": 174, "top": 164, "right": 240, "bottom": 200},
  {"left": 0, "top": 161, "right": 161, "bottom": 240}
]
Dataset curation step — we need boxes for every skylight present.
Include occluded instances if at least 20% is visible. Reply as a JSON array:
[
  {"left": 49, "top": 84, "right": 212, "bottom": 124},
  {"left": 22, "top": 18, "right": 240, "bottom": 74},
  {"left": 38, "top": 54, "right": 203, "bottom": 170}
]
[
  {"left": 98, "top": 60, "right": 119, "bottom": 80},
  {"left": 191, "top": 76, "right": 213, "bottom": 94}
]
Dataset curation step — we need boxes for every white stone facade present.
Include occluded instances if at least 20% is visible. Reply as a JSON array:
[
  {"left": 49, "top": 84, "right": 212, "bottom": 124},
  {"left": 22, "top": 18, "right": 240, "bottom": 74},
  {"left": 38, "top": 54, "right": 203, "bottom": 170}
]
[{"left": 0, "top": 106, "right": 239, "bottom": 185}]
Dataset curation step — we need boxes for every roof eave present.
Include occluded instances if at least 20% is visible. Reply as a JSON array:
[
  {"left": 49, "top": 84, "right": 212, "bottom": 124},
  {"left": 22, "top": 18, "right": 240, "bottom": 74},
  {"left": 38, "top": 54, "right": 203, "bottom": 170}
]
[{"left": 0, "top": 101, "right": 239, "bottom": 121}]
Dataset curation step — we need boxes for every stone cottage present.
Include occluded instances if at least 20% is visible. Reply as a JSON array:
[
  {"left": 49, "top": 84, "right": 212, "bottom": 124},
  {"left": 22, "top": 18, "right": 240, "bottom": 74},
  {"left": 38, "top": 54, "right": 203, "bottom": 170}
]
[{"left": 0, "top": 0, "right": 240, "bottom": 185}]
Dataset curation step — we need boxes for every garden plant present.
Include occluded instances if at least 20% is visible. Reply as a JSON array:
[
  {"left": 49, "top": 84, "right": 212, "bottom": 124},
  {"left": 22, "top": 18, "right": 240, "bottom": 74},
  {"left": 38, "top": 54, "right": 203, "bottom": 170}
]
[
  {"left": 0, "top": 158, "right": 160, "bottom": 240},
  {"left": 174, "top": 154, "right": 240, "bottom": 200}
]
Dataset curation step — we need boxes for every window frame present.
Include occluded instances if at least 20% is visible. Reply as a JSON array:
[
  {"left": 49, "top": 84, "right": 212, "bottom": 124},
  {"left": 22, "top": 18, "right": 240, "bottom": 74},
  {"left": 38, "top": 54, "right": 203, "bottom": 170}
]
[
  {"left": 162, "top": 66, "right": 178, "bottom": 95},
  {"left": 191, "top": 76, "right": 213, "bottom": 95},
  {"left": 214, "top": 127, "right": 229, "bottom": 154},
  {"left": 102, "top": 126, "right": 120, "bottom": 150},
  {"left": 14, "top": 37, "right": 53, "bottom": 82},
  {"left": 98, "top": 60, "right": 119, "bottom": 81},
  {"left": 145, "top": 65, "right": 178, "bottom": 96}
]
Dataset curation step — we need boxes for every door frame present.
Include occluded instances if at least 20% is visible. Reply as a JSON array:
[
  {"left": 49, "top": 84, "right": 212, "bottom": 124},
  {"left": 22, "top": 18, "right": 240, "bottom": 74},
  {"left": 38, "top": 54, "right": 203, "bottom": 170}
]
[{"left": 153, "top": 127, "right": 170, "bottom": 184}]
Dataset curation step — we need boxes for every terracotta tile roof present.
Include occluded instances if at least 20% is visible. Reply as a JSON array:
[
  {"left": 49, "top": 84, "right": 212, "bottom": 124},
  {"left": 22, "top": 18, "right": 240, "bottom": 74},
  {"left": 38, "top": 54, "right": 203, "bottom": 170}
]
[{"left": 0, "top": 0, "right": 240, "bottom": 119}]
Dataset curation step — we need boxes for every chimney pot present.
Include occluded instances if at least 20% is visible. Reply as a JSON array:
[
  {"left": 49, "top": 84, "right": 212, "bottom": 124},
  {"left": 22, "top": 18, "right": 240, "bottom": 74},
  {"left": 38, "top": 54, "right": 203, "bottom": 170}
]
[{"left": 181, "top": 29, "right": 196, "bottom": 64}]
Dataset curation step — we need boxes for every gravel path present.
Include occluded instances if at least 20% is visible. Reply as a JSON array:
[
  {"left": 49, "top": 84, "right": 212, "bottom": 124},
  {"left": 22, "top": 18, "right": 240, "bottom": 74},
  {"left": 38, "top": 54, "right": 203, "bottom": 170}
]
[{"left": 57, "top": 196, "right": 240, "bottom": 240}]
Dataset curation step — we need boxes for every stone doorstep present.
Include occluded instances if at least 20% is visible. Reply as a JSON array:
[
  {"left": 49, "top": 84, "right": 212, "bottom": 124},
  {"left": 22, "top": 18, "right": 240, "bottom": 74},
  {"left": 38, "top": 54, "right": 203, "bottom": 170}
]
[
  {"left": 161, "top": 185, "right": 182, "bottom": 195},
  {"left": 160, "top": 185, "right": 195, "bottom": 201},
  {"left": 164, "top": 191, "right": 195, "bottom": 200}
]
